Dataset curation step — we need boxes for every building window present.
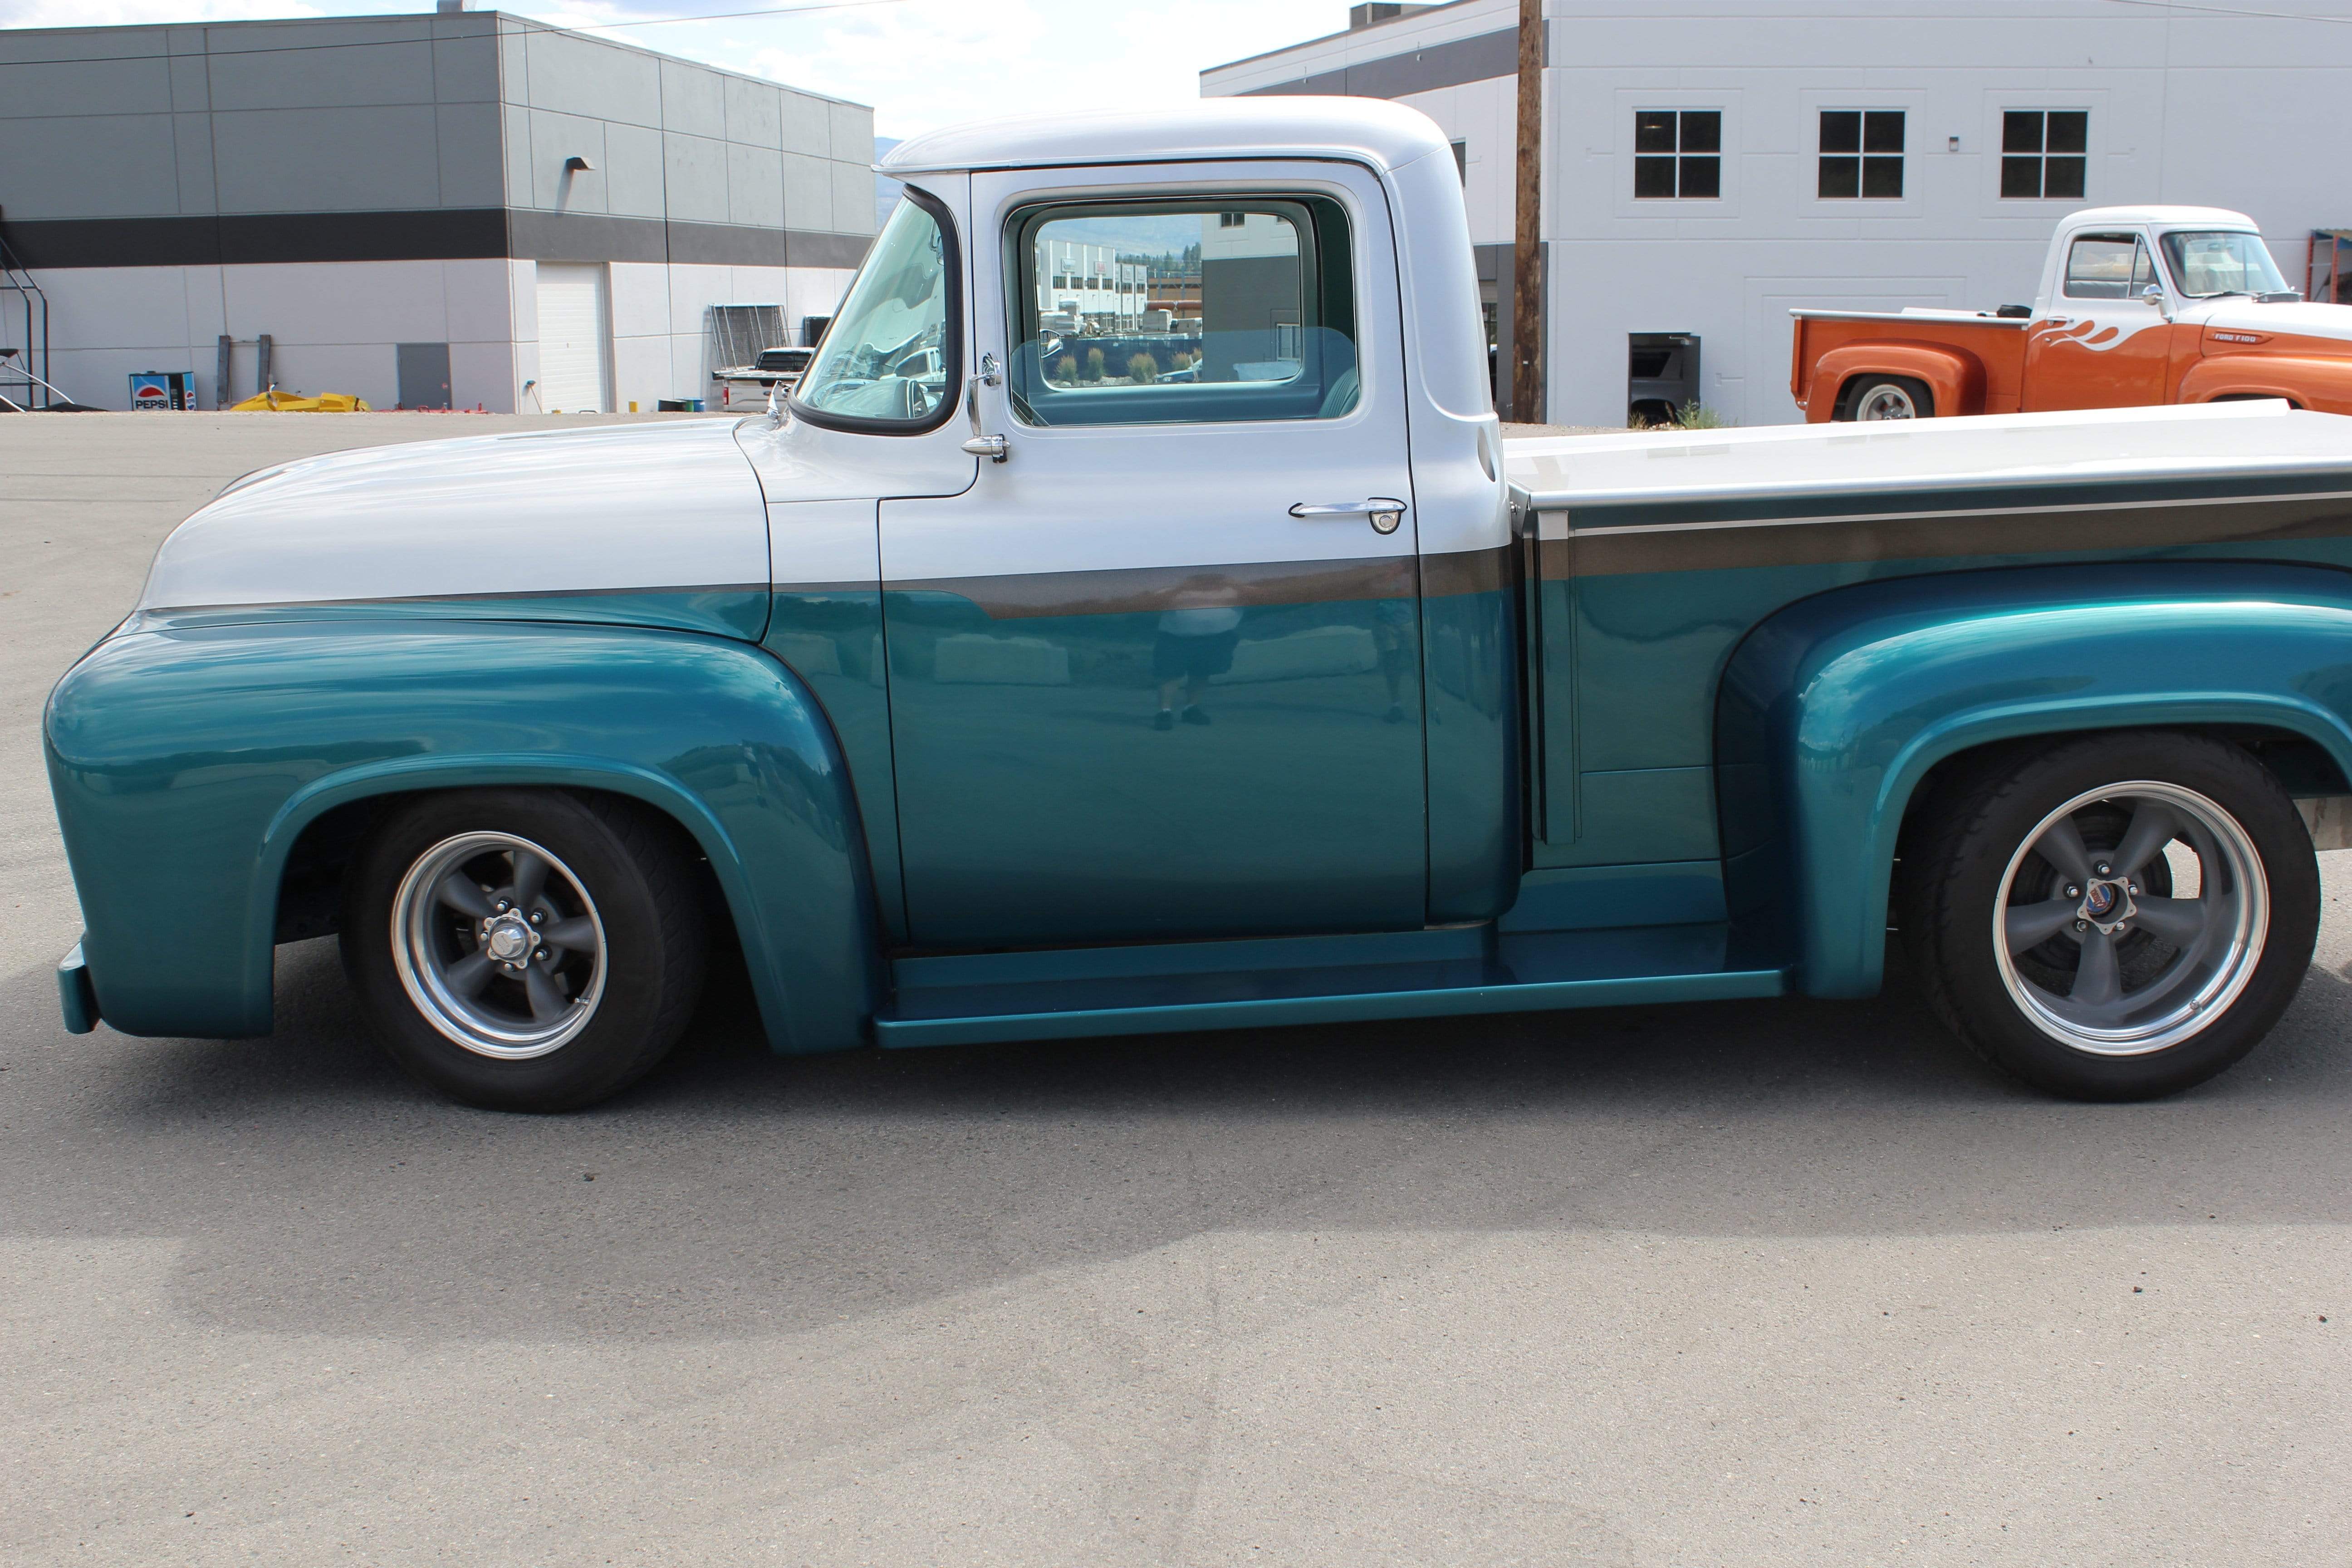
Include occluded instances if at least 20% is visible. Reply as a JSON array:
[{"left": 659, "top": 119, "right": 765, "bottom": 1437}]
[
  {"left": 1819, "top": 110, "right": 1904, "bottom": 199},
  {"left": 1633, "top": 110, "right": 1721, "bottom": 199},
  {"left": 2001, "top": 110, "right": 2088, "bottom": 200},
  {"left": 1451, "top": 139, "right": 1468, "bottom": 183},
  {"left": 1219, "top": 212, "right": 1245, "bottom": 228}
]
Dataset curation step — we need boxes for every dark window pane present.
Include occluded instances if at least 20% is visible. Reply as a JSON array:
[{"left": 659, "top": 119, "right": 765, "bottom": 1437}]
[
  {"left": 1862, "top": 155, "right": 1904, "bottom": 198},
  {"left": 2043, "top": 155, "right": 2086, "bottom": 200},
  {"left": 1820, "top": 110, "right": 1861, "bottom": 153},
  {"left": 2000, "top": 156, "right": 2043, "bottom": 198},
  {"left": 1863, "top": 111, "right": 1906, "bottom": 153},
  {"left": 1818, "top": 156, "right": 1859, "bottom": 198},
  {"left": 1635, "top": 111, "right": 1677, "bottom": 153},
  {"left": 1680, "top": 111, "right": 1721, "bottom": 154},
  {"left": 1634, "top": 156, "right": 1677, "bottom": 198},
  {"left": 2047, "top": 110, "right": 2089, "bottom": 154},
  {"left": 2003, "top": 110, "right": 2043, "bottom": 153},
  {"left": 1679, "top": 156, "right": 1720, "bottom": 197}
]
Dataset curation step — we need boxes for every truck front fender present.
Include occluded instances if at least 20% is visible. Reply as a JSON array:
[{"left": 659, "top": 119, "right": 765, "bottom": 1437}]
[
  {"left": 44, "top": 618, "right": 880, "bottom": 1052},
  {"left": 1716, "top": 562, "right": 2352, "bottom": 998},
  {"left": 2180, "top": 357, "right": 2352, "bottom": 416},
  {"left": 1808, "top": 342, "right": 1987, "bottom": 422}
]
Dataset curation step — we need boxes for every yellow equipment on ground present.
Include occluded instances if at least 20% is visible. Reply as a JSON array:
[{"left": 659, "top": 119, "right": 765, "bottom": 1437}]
[{"left": 230, "top": 389, "right": 372, "bottom": 412}]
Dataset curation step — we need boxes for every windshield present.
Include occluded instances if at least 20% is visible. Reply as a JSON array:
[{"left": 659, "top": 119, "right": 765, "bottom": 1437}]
[
  {"left": 2161, "top": 230, "right": 2289, "bottom": 299},
  {"left": 792, "top": 193, "right": 954, "bottom": 425}
]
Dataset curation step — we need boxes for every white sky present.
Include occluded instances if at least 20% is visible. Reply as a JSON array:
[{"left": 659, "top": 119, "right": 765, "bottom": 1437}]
[{"left": 0, "top": 0, "right": 1350, "bottom": 139}]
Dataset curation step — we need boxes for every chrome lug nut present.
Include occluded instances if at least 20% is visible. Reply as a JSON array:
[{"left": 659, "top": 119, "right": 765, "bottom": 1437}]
[
  {"left": 2094, "top": 862, "right": 2112, "bottom": 876},
  {"left": 2066, "top": 885, "right": 2081, "bottom": 898},
  {"left": 2075, "top": 919, "right": 2089, "bottom": 931},
  {"left": 535, "top": 948, "right": 550, "bottom": 961}
]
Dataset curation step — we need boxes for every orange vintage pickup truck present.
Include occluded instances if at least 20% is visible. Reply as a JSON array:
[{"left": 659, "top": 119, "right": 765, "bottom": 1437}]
[{"left": 1791, "top": 206, "right": 2352, "bottom": 422}]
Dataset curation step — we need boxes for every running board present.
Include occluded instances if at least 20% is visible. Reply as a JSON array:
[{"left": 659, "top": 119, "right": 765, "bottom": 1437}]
[{"left": 874, "top": 922, "right": 1785, "bottom": 1049}]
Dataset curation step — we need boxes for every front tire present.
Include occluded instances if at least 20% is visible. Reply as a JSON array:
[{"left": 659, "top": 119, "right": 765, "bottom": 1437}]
[
  {"left": 341, "top": 790, "right": 707, "bottom": 1112},
  {"left": 1902, "top": 732, "right": 2318, "bottom": 1100}
]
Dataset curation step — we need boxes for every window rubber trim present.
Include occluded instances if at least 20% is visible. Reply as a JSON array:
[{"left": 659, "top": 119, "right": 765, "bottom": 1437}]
[{"left": 786, "top": 182, "right": 965, "bottom": 437}]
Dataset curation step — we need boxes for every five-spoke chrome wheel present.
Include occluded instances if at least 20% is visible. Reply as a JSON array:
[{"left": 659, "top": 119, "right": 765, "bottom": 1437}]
[
  {"left": 1993, "top": 782, "right": 2268, "bottom": 1055},
  {"left": 390, "top": 831, "right": 608, "bottom": 1058}
]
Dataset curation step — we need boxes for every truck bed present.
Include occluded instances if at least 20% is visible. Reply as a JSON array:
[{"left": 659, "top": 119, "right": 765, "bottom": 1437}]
[{"left": 1502, "top": 398, "right": 2352, "bottom": 514}]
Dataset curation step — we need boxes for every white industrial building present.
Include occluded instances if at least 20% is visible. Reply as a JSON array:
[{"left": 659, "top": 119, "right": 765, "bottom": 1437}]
[
  {"left": 0, "top": 10, "right": 876, "bottom": 412},
  {"left": 1205, "top": 0, "right": 2352, "bottom": 426}
]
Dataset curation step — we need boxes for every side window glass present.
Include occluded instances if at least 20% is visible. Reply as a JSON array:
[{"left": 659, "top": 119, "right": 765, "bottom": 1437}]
[
  {"left": 2064, "top": 234, "right": 2146, "bottom": 300},
  {"left": 1006, "top": 197, "right": 1358, "bottom": 428}
]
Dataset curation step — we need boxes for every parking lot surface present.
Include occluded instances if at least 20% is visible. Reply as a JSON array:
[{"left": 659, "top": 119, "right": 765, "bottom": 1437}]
[{"left": 4, "top": 413, "right": 2350, "bottom": 1566}]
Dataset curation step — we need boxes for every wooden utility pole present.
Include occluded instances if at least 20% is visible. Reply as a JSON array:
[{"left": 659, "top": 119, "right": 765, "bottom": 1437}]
[{"left": 1509, "top": 0, "right": 1544, "bottom": 424}]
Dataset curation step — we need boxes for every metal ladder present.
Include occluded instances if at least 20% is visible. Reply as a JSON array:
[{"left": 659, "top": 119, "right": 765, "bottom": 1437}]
[{"left": 0, "top": 210, "right": 52, "bottom": 412}]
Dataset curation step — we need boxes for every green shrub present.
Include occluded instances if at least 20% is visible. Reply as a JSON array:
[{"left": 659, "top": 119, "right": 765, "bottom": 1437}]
[
  {"left": 1085, "top": 346, "right": 1106, "bottom": 382},
  {"left": 1672, "top": 400, "right": 1730, "bottom": 429},
  {"left": 1053, "top": 353, "right": 1077, "bottom": 384},
  {"left": 1127, "top": 352, "right": 1160, "bottom": 384}
]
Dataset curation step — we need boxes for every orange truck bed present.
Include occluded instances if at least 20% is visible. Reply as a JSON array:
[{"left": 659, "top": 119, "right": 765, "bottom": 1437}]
[{"left": 1790, "top": 310, "right": 2031, "bottom": 422}]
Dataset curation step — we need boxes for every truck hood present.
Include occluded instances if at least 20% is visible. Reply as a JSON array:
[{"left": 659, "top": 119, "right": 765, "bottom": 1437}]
[
  {"left": 2188, "top": 298, "right": 2352, "bottom": 345},
  {"left": 136, "top": 419, "right": 775, "bottom": 638}
]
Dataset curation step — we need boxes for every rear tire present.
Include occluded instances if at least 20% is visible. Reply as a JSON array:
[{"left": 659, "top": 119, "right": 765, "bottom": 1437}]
[
  {"left": 341, "top": 789, "right": 707, "bottom": 1112},
  {"left": 1901, "top": 731, "right": 2318, "bottom": 1100},
  {"left": 1842, "top": 375, "right": 1933, "bottom": 421}
]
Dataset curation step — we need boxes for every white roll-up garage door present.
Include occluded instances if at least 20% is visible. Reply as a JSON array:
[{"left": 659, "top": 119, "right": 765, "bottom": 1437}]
[{"left": 535, "top": 263, "right": 609, "bottom": 413}]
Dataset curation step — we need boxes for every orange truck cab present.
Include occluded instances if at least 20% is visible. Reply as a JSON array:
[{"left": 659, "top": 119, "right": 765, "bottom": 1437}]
[{"left": 1791, "top": 206, "right": 2352, "bottom": 421}]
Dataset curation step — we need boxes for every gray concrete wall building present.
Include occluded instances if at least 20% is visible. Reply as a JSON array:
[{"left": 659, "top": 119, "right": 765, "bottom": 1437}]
[{"left": 0, "top": 10, "right": 876, "bottom": 411}]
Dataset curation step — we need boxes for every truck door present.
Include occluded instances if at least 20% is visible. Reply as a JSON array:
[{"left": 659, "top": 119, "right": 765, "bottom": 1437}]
[
  {"left": 2024, "top": 230, "right": 2177, "bottom": 410},
  {"left": 879, "top": 162, "right": 1426, "bottom": 948}
]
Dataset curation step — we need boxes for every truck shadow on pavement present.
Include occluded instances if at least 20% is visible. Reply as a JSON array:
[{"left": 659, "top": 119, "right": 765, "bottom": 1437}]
[{"left": 8, "top": 936, "right": 2352, "bottom": 1345}]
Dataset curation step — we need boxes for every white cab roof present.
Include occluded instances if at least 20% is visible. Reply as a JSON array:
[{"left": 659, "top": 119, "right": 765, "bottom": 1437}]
[
  {"left": 1506, "top": 401, "right": 2352, "bottom": 510},
  {"left": 2061, "top": 205, "right": 2258, "bottom": 231},
  {"left": 879, "top": 97, "right": 1454, "bottom": 176}
]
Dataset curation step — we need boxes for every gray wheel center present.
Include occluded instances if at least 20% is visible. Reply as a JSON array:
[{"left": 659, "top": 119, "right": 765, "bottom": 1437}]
[
  {"left": 1992, "top": 780, "right": 2267, "bottom": 1056},
  {"left": 389, "top": 831, "right": 607, "bottom": 1060}
]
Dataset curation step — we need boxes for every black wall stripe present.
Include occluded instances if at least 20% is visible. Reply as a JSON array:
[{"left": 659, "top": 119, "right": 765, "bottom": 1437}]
[
  {"left": 0, "top": 209, "right": 872, "bottom": 272},
  {"left": 1235, "top": 26, "right": 1519, "bottom": 99}
]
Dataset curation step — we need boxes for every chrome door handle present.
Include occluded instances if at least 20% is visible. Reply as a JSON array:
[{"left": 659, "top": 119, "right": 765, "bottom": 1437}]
[{"left": 1289, "top": 497, "right": 1407, "bottom": 535}]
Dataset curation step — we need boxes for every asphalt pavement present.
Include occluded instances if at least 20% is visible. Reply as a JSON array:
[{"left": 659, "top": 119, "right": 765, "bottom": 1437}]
[{"left": 3, "top": 412, "right": 2349, "bottom": 1566}]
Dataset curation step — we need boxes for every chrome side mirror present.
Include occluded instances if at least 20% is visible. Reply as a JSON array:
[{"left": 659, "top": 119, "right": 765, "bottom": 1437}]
[
  {"left": 2141, "top": 283, "right": 2173, "bottom": 319},
  {"left": 962, "top": 352, "right": 1008, "bottom": 463}
]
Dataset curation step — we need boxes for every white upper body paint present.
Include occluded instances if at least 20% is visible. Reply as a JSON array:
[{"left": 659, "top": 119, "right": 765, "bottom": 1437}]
[
  {"left": 128, "top": 121, "right": 2352, "bottom": 620},
  {"left": 137, "top": 418, "right": 773, "bottom": 615},
  {"left": 1507, "top": 401, "right": 2352, "bottom": 514}
]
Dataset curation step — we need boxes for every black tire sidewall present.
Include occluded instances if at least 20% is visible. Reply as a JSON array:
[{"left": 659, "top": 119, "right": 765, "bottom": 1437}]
[
  {"left": 341, "top": 789, "right": 702, "bottom": 1112},
  {"left": 1916, "top": 732, "right": 2319, "bottom": 1100}
]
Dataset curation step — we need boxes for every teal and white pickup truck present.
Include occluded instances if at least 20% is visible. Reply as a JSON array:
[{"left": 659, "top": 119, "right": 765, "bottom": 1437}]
[{"left": 44, "top": 99, "right": 2352, "bottom": 1110}]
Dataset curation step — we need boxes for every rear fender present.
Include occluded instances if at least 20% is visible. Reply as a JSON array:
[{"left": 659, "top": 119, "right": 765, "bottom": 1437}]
[
  {"left": 1715, "top": 562, "right": 2352, "bottom": 997},
  {"left": 44, "top": 618, "right": 880, "bottom": 1051},
  {"left": 1810, "top": 343, "right": 1986, "bottom": 422}
]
